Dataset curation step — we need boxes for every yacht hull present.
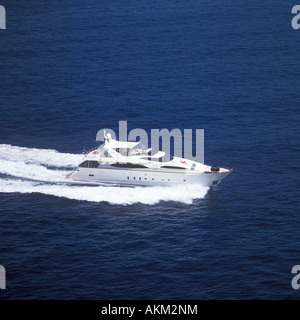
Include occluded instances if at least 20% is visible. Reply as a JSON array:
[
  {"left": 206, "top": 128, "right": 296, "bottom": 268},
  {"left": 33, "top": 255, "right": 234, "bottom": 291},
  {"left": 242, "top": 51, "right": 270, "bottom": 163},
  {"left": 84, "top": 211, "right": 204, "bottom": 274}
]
[{"left": 67, "top": 167, "right": 232, "bottom": 187}]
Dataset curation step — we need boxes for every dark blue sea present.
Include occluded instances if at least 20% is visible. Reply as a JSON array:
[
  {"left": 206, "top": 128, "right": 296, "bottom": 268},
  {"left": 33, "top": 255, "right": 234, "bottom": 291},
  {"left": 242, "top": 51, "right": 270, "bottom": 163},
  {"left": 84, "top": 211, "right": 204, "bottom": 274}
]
[{"left": 0, "top": 0, "right": 299, "bottom": 300}]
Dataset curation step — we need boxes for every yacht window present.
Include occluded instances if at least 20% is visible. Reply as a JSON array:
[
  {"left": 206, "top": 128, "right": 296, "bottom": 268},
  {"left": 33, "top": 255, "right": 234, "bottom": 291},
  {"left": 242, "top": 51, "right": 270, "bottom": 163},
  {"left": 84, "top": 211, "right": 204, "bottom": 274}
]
[
  {"left": 89, "top": 161, "right": 99, "bottom": 168},
  {"left": 79, "top": 161, "right": 99, "bottom": 168},
  {"left": 79, "top": 161, "right": 89, "bottom": 168},
  {"left": 110, "top": 163, "right": 147, "bottom": 168}
]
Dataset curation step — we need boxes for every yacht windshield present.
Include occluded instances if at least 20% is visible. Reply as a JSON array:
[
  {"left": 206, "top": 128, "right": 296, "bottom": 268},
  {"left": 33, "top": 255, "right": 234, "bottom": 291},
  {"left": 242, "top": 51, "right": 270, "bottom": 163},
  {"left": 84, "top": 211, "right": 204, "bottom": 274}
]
[{"left": 128, "top": 144, "right": 150, "bottom": 156}]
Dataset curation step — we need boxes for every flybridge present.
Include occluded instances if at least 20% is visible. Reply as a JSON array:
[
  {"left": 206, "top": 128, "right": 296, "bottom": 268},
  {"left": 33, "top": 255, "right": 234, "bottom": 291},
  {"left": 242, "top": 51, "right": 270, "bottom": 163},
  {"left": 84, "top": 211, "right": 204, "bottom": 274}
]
[{"left": 96, "top": 120, "right": 204, "bottom": 163}]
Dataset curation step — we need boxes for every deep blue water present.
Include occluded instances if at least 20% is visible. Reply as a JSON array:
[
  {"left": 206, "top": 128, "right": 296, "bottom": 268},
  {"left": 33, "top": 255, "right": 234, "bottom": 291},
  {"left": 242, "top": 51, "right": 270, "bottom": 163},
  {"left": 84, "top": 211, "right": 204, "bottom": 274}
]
[{"left": 0, "top": 0, "right": 299, "bottom": 299}]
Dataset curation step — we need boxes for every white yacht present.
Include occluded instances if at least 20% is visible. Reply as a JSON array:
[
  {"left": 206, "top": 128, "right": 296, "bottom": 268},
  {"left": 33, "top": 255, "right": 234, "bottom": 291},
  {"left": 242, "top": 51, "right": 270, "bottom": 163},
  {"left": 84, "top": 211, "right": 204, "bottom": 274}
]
[{"left": 66, "top": 133, "right": 233, "bottom": 187}]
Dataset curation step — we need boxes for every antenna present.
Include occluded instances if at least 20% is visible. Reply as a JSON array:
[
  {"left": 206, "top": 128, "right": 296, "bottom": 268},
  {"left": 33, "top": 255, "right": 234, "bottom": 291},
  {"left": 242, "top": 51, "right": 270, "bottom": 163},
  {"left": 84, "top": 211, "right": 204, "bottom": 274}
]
[{"left": 88, "top": 136, "right": 101, "bottom": 145}]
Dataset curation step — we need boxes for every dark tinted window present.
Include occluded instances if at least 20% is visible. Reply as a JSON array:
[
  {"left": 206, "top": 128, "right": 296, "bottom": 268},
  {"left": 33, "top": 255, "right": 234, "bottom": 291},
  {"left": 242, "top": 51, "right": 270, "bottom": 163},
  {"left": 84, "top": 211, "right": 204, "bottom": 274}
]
[
  {"left": 89, "top": 161, "right": 99, "bottom": 168},
  {"left": 110, "top": 163, "right": 147, "bottom": 168},
  {"left": 79, "top": 161, "right": 89, "bottom": 168},
  {"left": 79, "top": 161, "right": 99, "bottom": 168}
]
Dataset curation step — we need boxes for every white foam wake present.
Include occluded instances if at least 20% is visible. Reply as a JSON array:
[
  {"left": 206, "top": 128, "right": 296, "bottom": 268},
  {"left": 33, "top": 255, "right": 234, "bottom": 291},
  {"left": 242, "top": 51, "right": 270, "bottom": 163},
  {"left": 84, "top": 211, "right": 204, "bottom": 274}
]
[
  {"left": 0, "top": 178, "right": 208, "bottom": 205},
  {"left": 0, "top": 144, "right": 209, "bottom": 204},
  {"left": 0, "top": 158, "right": 70, "bottom": 182},
  {"left": 0, "top": 144, "right": 83, "bottom": 168},
  {"left": 0, "top": 144, "right": 82, "bottom": 182}
]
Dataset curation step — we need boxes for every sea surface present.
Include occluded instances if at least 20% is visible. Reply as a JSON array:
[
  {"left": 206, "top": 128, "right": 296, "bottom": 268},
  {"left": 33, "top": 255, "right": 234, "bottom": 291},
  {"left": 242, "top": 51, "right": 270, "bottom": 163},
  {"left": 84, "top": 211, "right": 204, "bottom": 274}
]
[{"left": 0, "top": 0, "right": 299, "bottom": 299}]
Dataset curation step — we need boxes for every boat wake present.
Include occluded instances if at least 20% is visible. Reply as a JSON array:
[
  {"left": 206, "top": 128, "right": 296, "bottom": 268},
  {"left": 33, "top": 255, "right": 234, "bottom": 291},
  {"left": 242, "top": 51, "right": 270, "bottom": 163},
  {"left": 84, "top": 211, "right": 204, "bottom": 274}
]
[{"left": 0, "top": 144, "right": 209, "bottom": 205}]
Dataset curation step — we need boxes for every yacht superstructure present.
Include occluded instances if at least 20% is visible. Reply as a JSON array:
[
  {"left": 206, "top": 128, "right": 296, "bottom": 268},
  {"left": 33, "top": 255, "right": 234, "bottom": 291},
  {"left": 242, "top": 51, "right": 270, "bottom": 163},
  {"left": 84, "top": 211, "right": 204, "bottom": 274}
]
[{"left": 67, "top": 134, "right": 233, "bottom": 187}]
